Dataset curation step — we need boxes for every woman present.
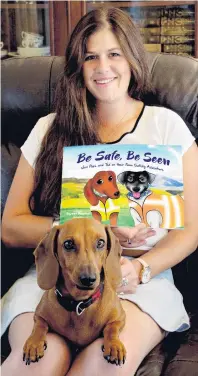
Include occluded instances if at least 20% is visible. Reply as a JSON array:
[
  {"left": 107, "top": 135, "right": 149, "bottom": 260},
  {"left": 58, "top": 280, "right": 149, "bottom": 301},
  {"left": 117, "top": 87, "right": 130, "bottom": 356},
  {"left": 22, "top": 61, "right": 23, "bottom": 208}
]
[{"left": 1, "top": 7, "right": 198, "bottom": 376}]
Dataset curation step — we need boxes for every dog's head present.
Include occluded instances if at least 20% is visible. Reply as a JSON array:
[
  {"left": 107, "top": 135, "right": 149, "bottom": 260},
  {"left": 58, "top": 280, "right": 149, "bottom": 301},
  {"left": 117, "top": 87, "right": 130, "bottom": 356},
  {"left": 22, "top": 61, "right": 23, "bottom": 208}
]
[
  {"left": 84, "top": 170, "right": 120, "bottom": 205},
  {"left": 34, "top": 218, "right": 122, "bottom": 300},
  {"left": 117, "top": 170, "right": 155, "bottom": 199}
]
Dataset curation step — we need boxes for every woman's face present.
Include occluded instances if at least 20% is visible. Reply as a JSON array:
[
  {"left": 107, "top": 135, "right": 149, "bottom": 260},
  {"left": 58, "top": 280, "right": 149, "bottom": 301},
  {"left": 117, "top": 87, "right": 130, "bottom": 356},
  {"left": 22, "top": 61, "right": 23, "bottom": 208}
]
[{"left": 82, "top": 28, "right": 131, "bottom": 104}]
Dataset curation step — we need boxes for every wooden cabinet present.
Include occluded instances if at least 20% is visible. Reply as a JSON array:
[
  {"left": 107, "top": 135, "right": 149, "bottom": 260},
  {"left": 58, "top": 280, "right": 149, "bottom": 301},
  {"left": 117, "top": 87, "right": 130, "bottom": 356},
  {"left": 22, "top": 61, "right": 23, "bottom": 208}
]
[
  {"left": 1, "top": 1, "right": 198, "bottom": 59},
  {"left": 1, "top": 1, "right": 53, "bottom": 58}
]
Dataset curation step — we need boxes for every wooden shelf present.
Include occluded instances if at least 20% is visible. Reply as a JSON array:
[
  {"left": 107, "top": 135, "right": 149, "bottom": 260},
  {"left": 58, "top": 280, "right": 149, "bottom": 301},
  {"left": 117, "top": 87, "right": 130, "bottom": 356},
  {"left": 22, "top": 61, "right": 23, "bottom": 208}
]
[
  {"left": 1, "top": 4, "right": 49, "bottom": 9},
  {"left": 87, "top": 1, "right": 197, "bottom": 8}
]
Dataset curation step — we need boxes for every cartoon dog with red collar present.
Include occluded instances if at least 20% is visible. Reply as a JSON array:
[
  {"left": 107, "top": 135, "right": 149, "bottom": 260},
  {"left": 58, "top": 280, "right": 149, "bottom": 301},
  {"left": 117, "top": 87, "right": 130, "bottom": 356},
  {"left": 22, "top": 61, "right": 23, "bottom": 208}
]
[
  {"left": 117, "top": 170, "right": 184, "bottom": 229},
  {"left": 84, "top": 171, "right": 120, "bottom": 226}
]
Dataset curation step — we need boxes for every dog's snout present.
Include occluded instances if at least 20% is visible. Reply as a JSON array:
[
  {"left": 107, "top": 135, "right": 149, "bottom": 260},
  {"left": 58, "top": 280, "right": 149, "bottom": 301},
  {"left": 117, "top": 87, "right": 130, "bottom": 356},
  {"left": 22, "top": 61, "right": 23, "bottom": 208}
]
[
  {"left": 79, "top": 273, "right": 97, "bottom": 287},
  {"left": 133, "top": 187, "right": 140, "bottom": 192},
  {"left": 114, "top": 191, "right": 120, "bottom": 197}
]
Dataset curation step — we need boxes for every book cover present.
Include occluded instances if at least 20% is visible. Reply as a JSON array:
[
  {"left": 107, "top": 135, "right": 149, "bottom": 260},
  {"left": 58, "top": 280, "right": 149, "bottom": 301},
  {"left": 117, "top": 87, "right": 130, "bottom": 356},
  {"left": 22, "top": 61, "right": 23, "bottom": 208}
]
[{"left": 60, "top": 144, "right": 184, "bottom": 229}]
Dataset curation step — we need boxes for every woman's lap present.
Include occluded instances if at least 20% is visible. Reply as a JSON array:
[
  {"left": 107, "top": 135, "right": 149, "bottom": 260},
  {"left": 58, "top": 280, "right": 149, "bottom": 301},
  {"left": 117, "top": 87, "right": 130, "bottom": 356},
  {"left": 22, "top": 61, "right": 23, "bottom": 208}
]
[
  {"left": 67, "top": 300, "right": 165, "bottom": 376},
  {"left": 66, "top": 300, "right": 165, "bottom": 376},
  {"left": 3, "top": 301, "right": 164, "bottom": 376}
]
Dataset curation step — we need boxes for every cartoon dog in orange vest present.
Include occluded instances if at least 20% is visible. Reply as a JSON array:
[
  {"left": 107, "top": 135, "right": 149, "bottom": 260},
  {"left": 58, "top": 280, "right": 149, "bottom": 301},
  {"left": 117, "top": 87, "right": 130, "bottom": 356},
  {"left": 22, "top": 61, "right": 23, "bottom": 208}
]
[
  {"left": 84, "top": 171, "right": 120, "bottom": 226},
  {"left": 117, "top": 170, "right": 184, "bottom": 229}
]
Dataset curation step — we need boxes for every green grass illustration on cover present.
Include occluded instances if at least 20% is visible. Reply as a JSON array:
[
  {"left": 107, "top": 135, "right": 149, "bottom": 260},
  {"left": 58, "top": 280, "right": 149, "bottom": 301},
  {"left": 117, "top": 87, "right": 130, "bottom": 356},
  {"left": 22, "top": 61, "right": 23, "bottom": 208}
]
[{"left": 60, "top": 144, "right": 184, "bottom": 229}]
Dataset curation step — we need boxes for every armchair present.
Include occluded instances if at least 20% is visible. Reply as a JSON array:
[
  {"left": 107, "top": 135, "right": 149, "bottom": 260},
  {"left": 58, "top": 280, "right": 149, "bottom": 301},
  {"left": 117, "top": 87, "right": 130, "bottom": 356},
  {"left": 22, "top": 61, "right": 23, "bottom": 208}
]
[{"left": 1, "top": 53, "right": 198, "bottom": 374}]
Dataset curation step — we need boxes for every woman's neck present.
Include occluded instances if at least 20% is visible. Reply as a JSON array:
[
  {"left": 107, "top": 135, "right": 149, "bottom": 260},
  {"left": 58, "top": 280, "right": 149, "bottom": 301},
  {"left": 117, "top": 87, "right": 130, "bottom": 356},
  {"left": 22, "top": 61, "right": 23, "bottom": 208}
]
[
  {"left": 96, "top": 96, "right": 135, "bottom": 127},
  {"left": 96, "top": 96, "right": 144, "bottom": 143}
]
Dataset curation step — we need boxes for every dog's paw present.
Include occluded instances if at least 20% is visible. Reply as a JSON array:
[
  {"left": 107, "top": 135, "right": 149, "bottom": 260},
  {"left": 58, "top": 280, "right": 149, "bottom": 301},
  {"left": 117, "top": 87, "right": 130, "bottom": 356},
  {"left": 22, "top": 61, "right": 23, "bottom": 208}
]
[
  {"left": 23, "top": 336, "right": 47, "bottom": 365},
  {"left": 102, "top": 340, "right": 126, "bottom": 366}
]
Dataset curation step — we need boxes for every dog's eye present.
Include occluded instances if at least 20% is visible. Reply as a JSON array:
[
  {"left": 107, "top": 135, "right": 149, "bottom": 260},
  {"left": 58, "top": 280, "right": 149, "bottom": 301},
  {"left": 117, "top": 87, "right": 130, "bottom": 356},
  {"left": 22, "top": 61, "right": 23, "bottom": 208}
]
[
  {"left": 139, "top": 177, "right": 146, "bottom": 183},
  {"left": 96, "top": 239, "right": 105, "bottom": 249},
  {"left": 127, "top": 176, "right": 134, "bottom": 182},
  {"left": 63, "top": 239, "right": 76, "bottom": 251},
  {"left": 108, "top": 176, "right": 113, "bottom": 181},
  {"left": 97, "top": 179, "right": 103, "bottom": 185}
]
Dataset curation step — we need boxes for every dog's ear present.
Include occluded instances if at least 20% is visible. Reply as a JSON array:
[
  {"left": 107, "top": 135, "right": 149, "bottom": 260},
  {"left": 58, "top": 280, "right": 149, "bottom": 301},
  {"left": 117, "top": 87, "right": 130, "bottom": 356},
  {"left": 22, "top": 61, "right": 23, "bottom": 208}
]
[
  {"left": 117, "top": 171, "right": 128, "bottom": 185},
  {"left": 84, "top": 179, "right": 99, "bottom": 205},
  {"left": 104, "top": 226, "right": 122, "bottom": 289},
  {"left": 108, "top": 170, "right": 116, "bottom": 179},
  {"left": 147, "top": 172, "right": 156, "bottom": 184},
  {"left": 34, "top": 226, "right": 60, "bottom": 290}
]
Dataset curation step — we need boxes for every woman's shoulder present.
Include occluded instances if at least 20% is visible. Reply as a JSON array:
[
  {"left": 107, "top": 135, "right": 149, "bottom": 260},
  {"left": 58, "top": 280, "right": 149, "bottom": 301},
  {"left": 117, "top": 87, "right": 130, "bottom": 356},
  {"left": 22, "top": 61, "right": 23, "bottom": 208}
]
[
  {"left": 144, "top": 105, "right": 188, "bottom": 133},
  {"left": 144, "top": 105, "right": 181, "bottom": 120},
  {"left": 34, "top": 113, "right": 56, "bottom": 134},
  {"left": 144, "top": 105, "right": 195, "bottom": 153},
  {"left": 21, "top": 113, "right": 56, "bottom": 167}
]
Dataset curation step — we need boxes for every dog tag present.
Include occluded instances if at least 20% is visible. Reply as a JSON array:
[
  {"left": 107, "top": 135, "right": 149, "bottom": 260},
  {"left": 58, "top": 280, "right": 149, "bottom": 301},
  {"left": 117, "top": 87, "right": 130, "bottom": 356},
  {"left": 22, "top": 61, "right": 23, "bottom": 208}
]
[{"left": 76, "top": 301, "right": 85, "bottom": 316}]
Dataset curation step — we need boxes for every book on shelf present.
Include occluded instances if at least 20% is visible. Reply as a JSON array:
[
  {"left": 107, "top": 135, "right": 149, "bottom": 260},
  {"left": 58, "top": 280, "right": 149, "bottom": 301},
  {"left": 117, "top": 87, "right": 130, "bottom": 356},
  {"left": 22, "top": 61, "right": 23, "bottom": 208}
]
[
  {"left": 141, "top": 27, "right": 194, "bottom": 37},
  {"left": 144, "top": 44, "right": 161, "bottom": 53},
  {"left": 135, "top": 18, "right": 161, "bottom": 28},
  {"left": 161, "top": 8, "right": 194, "bottom": 18},
  {"left": 143, "top": 35, "right": 161, "bottom": 44},
  {"left": 60, "top": 144, "right": 184, "bottom": 230},
  {"left": 161, "top": 26, "right": 194, "bottom": 36},
  {"left": 130, "top": 7, "right": 194, "bottom": 20},
  {"left": 140, "top": 27, "right": 161, "bottom": 36},
  {"left": 161, "top": 17, "right": 195, "bottom": 27},
  {"left": 163, "top": 44, "right": 193, "bottom": 53},
  {"left": 161, "top": 36, "right": 194, "bottom": 44}
]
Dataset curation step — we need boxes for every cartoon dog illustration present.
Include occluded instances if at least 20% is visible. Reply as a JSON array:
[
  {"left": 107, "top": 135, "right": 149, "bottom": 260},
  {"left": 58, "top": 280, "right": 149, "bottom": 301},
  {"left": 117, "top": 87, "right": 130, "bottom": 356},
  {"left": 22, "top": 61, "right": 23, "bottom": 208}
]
[
  {"left": 84, "top": 171, "right": 120, "bottom": 226},
  {"left": 117, "top": 170, "right": 184, "bottom": 229}
]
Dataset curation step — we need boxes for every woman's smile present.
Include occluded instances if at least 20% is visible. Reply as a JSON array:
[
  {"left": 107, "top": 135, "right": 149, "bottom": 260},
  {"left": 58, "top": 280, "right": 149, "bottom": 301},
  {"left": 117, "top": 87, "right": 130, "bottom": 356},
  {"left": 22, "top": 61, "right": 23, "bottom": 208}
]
[{"left": 94, "top": 77, "right": 117, "bottom": 87}]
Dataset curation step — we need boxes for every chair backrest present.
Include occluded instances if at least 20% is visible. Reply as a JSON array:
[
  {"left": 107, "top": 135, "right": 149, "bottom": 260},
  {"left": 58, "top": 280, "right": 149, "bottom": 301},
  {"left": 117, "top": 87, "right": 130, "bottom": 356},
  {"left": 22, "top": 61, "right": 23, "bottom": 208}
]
[{"left": 1, "top": 53, "right": 198, "bottom": 148}]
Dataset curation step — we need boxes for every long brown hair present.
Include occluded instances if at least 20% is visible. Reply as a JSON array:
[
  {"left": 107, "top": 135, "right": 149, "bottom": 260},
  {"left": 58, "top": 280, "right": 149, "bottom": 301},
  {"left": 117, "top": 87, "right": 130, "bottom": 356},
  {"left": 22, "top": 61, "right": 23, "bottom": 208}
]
[{"left": 30, "top": 7, "right": 151, "bottom": 217}]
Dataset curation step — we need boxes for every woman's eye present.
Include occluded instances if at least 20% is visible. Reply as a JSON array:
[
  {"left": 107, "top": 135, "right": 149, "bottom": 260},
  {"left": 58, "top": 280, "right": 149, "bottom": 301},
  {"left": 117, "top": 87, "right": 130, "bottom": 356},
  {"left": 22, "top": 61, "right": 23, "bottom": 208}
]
[
  {"left": 63, "top": 239, "right": 76, "bottom": 251},
  {"left": 109, "top": 52, "right": 120, "bottom": 57},
  {"left": 97, "top": 239, "right": 105, "bottom": 249},
  {"left": 84, "top": 55, "right": 96, "bottom": 61}
]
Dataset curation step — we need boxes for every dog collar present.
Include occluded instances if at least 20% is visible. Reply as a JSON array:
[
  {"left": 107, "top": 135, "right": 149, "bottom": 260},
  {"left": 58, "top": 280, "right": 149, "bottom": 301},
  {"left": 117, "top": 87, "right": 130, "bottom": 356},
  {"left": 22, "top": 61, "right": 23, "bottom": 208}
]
[{"left": 55, "top": 283, "right": 104, "bottom": 316}]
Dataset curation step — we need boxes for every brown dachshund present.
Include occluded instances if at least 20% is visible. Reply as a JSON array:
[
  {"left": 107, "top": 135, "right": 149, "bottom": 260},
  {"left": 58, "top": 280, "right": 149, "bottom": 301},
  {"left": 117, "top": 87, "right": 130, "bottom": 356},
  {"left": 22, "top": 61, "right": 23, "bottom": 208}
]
[
  {"left": 84, "top": 171, "right": 120, "bottom": 226},
  {"left": 23, "top": 218, "right": 126, "bottom": 366}
]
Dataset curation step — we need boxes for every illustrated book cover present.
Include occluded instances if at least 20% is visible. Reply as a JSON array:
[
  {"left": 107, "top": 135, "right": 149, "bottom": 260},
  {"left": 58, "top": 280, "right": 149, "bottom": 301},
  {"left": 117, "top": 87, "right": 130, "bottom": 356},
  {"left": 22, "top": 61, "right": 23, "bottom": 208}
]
[{"left": 60, "top": 144, "right": 184, "bottom": 229}]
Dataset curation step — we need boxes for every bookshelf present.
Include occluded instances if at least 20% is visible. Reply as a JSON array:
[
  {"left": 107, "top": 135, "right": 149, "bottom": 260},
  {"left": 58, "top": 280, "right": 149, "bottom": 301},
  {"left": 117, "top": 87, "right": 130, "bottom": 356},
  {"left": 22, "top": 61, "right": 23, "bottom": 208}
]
[{"left": 86, "top": 1, "right": 198, "bottom": 58}]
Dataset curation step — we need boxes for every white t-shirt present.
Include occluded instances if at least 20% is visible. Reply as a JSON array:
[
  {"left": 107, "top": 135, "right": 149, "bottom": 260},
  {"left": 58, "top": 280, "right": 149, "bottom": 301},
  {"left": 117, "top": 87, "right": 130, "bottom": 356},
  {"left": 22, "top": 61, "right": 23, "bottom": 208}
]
[{"left": 21, "top": 105, "right": 195, "bottom": 249}]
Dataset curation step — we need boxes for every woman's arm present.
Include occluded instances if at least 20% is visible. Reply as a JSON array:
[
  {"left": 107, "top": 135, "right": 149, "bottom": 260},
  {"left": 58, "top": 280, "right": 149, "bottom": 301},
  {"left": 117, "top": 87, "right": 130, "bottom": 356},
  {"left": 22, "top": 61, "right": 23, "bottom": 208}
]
[
  {"left": 133, "top": 142, "right": 198, "bottom": 277},
  {"left": 2, "top": 154, "right": 53, "bottom": 249}
]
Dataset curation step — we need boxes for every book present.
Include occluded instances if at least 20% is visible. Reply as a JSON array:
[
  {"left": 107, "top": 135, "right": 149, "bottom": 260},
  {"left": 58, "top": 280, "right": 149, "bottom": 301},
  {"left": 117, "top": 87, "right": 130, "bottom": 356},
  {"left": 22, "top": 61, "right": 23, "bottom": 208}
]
[
  {"left": 161, "top": 17, "right": 195, "bottom": 27},
  {"left": 161, "top": 35, "right": 194, "bottom": 44},
  {"left": 60, "top": 144, "right": 184, "bottom": 230},
  {"left": 163, "top": 44, "right": 193, "bottom": 53},
  {"left": 140, "top": 27, "right": 161, "bottom": 36},
  {"left": 161, "top": 8, "right": 194, "bottom": 19},
  {"left": 161, "top": 26, "right": 194, "bottom": 36},
  {"left": 144, "top": 44, "right": 161, "bottom": 53}
]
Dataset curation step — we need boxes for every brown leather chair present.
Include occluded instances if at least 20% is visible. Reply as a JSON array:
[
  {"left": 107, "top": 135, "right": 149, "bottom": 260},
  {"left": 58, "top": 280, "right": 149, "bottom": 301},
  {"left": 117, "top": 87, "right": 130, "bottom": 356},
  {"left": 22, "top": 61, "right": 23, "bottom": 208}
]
[{"left": 1, "top": 53, "right": 198, "bottom": 374}]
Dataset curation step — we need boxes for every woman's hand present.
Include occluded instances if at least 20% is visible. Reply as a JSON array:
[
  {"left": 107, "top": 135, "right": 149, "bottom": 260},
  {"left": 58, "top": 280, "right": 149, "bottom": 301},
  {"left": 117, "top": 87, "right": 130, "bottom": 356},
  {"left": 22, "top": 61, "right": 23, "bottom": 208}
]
[
  {"left": 111, "top": 223, "right": 156, "bottom": 248},
  {"left": 117, "top": 257, "right": 141, "bottom": 294}
]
